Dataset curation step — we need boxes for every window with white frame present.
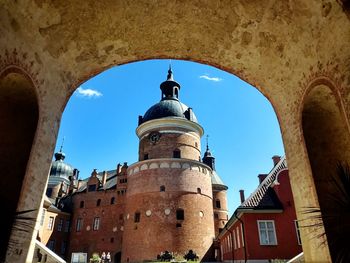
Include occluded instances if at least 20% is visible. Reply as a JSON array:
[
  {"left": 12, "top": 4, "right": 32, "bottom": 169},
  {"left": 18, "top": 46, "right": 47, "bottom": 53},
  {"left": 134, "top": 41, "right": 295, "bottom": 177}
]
[
  {"left": 241, "top": 224, "right": 245, "bottom": 247},
  {"left": 48, "top": 216, "right": 54, "bottom": 230},
  {"left": 233, "top": 230, "right": 237, "bottom": 250},
  {"left": 93, "top": 217, "right": 100, "bottom": 230},
  {"left": 76, "top": 218, "right": 83, "bottom": 232},
  {"left": 294, "top": 220, "right": 302, "bottom": 245},
  {"left": 57, "top": 218, "right": 63, "bottom": 232},
  {"left": 257, "top": 220, "right": 277, "bottom": 245},
  {"left": 236, "top": 226, "right": 240, "bottom": 248}
]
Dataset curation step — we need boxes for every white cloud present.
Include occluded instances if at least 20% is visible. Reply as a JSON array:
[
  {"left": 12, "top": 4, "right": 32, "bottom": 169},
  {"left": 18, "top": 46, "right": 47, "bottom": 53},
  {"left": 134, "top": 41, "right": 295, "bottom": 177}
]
[
  {"left": 75, "top": 87, "right": 103, "bottom": 98},
  {"left": 199, "top": 74, "right": 222, "bottom": 82}
]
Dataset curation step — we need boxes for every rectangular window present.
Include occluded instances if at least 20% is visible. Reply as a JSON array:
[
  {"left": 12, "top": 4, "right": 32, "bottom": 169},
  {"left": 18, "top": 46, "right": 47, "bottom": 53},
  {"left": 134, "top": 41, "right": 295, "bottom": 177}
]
[
  {"left": 257, "top": 220, "right": 277, "bottom": 245},
  {"left": 64, "top": 220, "right": 70, "bottom": 232},
  {"left": 76, "top": 218, "right": 83, "bottom": 232},
  {"left": 294, "top": 220, "right": 302, "bottom": 245},
  {"left": 47, "top": 240, "right": 55, "bottom": 251},
  {"left": 57, "top": 218, "right": 63, "bottom": 232},
  {"left": 233, "top": 231, "right": 237, "bottom": 250},
  {"left": 93, "top": 217, "right": 100, "bottom": 230},
  {"left": 236, "top": 227, "right": 240, "bottom": 248},
  {"left": 61, "top": 241, "right": 67, "bottom": 255},
  {"left": 40, "top": 209, "right": 46, "bottom": 226},
  {"left": 48, "top": 216, "right": 54, "bottom": 230},
  {"left": 216, "top": 200, "right": 221, "bottom": 208},
  {"left": 176, "top": 209, "right": 184, "bottom": 220},
  {"left": 241, "top": 224, "right": 245, "bottom": 247},
  {"left": 134, "top": 212, "right": 140, "bottom": 223}
]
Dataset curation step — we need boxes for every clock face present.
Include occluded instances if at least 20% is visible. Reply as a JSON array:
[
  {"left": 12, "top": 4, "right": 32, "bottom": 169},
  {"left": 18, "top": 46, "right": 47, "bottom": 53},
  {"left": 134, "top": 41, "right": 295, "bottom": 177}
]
[{"left": 149, "top": 132, "right": 160, "bottom": 143}]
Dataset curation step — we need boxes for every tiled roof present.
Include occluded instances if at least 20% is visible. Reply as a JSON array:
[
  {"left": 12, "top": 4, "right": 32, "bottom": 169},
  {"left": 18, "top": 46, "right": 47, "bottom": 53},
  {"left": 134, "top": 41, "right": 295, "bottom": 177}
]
[
  {"left": 76, "top": 169, "right": 119, "bottom": 192},
  {"left": 239, "top": 156, "right": 287, "bottom": 209}
]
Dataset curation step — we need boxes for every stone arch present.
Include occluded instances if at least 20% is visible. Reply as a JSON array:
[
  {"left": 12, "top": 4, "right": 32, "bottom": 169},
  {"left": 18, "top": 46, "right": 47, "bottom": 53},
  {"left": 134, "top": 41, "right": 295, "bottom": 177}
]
[
  {"left": 0, "top": 68, "right": 39, "bottom": 261},
  {"left": 301, "top": 79, "right": 350, "bottom": 262}
]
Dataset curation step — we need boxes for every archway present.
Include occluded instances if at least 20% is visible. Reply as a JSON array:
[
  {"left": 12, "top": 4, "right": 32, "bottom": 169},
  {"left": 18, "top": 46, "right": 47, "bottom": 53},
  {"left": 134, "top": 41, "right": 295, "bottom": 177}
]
[
  {"left": 114, "top": 251, "right": 121, "bottom": 263},
  {"left": 0, "top": 70, "right": 39, "bottom": 261},
  {"left": 302, "top": 82, "right": 350, "bottom": 262}
]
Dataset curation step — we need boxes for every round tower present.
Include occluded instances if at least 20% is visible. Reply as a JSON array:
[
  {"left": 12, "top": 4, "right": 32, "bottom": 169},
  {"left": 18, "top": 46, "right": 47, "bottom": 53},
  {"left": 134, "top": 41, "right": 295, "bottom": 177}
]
[
  {"left": 202, "top": 143, "right": 228, "bottom": 236},
  {"left": 122, "top": 68, "right": 215, "bottom": 262}
]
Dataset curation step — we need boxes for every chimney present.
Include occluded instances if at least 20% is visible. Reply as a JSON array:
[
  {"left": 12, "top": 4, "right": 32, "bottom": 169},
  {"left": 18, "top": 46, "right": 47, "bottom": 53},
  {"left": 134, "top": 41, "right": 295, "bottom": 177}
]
[
  {"left": 258, "top": 174, "right": 268, "bottom": 183},
  {"left": 272, "top": 155, "right": 281, "bottom": 166},
  {"left": 102, "top": 170, "right": 107, "bottom": 186},
  {"left": 91, "top": 169, "right": 98, "bottom": 177},
  {"left": 117, "top": 163, "right": 122, "bottom": 175},
  {"left": 239, "top": 189, "right": 245, "bottom": 203}
]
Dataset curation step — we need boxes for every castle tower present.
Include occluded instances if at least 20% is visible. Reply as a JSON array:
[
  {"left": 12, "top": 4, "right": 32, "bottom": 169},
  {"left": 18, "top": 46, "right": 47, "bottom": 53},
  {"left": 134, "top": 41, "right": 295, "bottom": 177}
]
[
  {"left": 202, "top": 142, "right": 228, "bottom": 236},
  {"left": 122, "top": 67, "right": 215, "bottom": 262}
]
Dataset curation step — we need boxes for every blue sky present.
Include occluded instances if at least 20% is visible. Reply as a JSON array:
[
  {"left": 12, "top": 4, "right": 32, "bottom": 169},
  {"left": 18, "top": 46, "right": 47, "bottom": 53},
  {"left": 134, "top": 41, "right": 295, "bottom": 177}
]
[{"left": 55, "top": 59, "right": 285, "bottom": 215}]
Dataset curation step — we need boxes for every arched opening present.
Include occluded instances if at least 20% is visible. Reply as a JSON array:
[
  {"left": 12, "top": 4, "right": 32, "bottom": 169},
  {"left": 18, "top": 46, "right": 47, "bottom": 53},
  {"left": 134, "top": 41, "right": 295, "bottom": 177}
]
[
  {"left": 114, "top": 251, "right": 122, "bottom": 263},
  {"left": 0, "top": 70, "right": 39, "bottom": 261},
  {"left": 302, "top": 83, "right": 350, "bottom": 262}
]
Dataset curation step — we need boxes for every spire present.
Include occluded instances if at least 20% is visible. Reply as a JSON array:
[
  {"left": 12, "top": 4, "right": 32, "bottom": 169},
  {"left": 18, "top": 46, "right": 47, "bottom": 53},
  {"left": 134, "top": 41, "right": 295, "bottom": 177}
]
[
  {"left": 160, "top": 66, "right": 181, "bottom": 100},
  {"left": 206, "top": 135, "right": 209, "bottom": 151},
  {"left": 202, "top": 135, "right": 215, "bottom": 170},
  {"left": 54, "top": 137, "right": 66, "bottom": 161},
  {"left": 167, "top": 63, "right": 174, "bottom": 81}
]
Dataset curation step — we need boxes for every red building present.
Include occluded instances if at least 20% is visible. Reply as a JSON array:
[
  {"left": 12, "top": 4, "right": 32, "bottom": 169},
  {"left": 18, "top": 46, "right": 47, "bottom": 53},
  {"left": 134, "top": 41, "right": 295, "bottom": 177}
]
[{"left": 218, "top": 156, "right": 302, "bottom": 262}]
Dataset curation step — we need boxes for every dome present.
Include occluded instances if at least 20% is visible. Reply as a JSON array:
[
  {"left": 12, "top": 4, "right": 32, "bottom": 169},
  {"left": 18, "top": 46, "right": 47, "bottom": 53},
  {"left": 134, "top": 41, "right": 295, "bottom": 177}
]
[
  {"left": 49, "top": 151, "right": 74, "bottom": 179},
  {"left": 139, "top": 66, "right": 198, "bottom": 125},
  {"left": 142, "top": 99, "right": 198, "bottom": 123}
]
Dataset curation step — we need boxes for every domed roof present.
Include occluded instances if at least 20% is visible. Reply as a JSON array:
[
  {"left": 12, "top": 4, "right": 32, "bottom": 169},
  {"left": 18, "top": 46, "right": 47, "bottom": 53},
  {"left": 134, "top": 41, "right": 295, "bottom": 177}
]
[
  {"left": 142, "top": 99, "right": 198, "bottom": 123},
  {"left": 139, "top": 66, "right": 198, "bottom": 125},
  {"left": 50, "top": 151, "right": 74, "bottom": 179}
]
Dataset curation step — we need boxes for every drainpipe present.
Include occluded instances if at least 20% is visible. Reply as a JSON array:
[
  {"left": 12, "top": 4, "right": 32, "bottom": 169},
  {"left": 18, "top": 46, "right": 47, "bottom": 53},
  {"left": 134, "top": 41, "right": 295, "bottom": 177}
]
[{"left": 234, "top": 211, "right": 247, "bottom": 263}]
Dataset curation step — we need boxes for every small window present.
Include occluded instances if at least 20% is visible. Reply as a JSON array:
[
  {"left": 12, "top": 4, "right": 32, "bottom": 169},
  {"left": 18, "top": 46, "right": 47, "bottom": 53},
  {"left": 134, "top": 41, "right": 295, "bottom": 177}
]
[
  {"left": 214, "top": 213, "right": 219, "bottom": 219},
  {"left": 176, "top": 223, "right": 182, "bottom": 228},
  {"left": 176, "top": 209, "right": 184, "bottom": 220},
  {"left": 57, "top": 218, "right": 63, "bottom": 232},
  {"left": 40, "top": 209, "right": 46, "bottom": 226},
  {"left": 134, "top": 212, "right": 141, "bottom": 223},
  {"left": 61, "top": 241, "right": 67, "bottom": 255},
  {"left": 144, "top": 153, "right": 149, "bottom": 160},
  {"left": 111, "top": 197, "right": 115, "bottom": 204},
  {"left": 119, "top": 214, "right": 124, "bottom": 221},
  {"left": 46, "top": 188, "right": 53, "bottom": 197},
  {"left": 93, "top": 217, "right": 100, "bottom": 231},
  {"left": 76, "top": 218, "right": 83, "bottom": 232},
  {"left": 216, "top": 200, "right": 221, "bottom": 209},
  {"left": 257, "top": 220, "right": 277, "bottom": 245},
  {"left": 173, "top": 149, "right": 181, "bottom": 158},
  {"left": 195, "top": 142, "right": 198, "bottom": 147},
  {"left": 64, "top": 220, "right": 70, "bottom": 232},
  {"left": 160, "top": 185, "right": 165, "bottom": 192},
  {"left": 48, "top": 217, "right": 54, "bottom": 230},
  {"left": 97, "top": 199, "right": 101, "bottom": 206},
  {"left": 110, "top": 237, "right": 114, "bottom": 243},
  {"left": 47, "top": 240, "right": 55, "bottom": 251},
  {"left": 197, "top": 188, "right": 201, "bottom": 194},
  {"left": 294, "top": 220, "right": 302, "bottom": 245},
  {"left": 88, "top": 184, "right": 96, "bottom": 192},
  {"left": 80, "top": 201, "right": 84, "bottom": 208}
]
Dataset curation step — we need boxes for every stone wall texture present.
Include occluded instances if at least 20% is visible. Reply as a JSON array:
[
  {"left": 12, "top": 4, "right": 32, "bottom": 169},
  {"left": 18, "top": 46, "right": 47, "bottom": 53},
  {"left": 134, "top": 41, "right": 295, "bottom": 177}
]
[{"left": 2, "top": 1, "right": 350, "bottom": 262}]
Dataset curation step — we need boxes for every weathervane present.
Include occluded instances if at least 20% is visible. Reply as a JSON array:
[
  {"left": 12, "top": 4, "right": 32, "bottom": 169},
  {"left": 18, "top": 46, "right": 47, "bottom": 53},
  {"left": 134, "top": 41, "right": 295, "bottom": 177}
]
[
  {"left": 206, "top": 134, "right": 209, "bottom": 151},
  {"left": 59, "top": 136, "right": 65, "bottom": 152}
]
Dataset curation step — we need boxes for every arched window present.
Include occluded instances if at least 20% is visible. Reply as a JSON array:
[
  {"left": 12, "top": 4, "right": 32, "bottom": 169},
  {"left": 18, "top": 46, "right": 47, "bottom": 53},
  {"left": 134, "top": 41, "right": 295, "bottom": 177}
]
[
  {"left": 80, "top": 201, "right": 84, "bottom": 208},
  {"left": 160, "top": 185, "right": 165, "bottom": 192},
  {"left": 97, "top": 199, "right": 101, "bottom": 206},
  {"left": 173, "top": 149, "right": 181, "bottom": 158},
  {"left": 110, "top": 197, "right": 115, "bottom": 204},
  {"left": 197, "top": 188, "right": 201, "bottom": 194},
  {"left": 176, "top": 209, "right": 184, "bottom": 220}
]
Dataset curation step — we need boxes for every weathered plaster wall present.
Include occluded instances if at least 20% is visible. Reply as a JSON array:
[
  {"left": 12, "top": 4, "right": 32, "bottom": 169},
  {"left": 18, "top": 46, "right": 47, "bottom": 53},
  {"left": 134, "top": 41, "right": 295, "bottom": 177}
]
[{"left": 2, "top": 0, "right": 350, "bottom": 262}]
